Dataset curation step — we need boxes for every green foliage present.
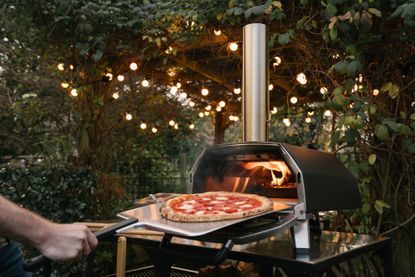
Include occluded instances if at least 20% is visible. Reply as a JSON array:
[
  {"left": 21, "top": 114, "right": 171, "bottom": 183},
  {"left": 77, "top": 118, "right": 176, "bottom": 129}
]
[{"left": 0, "top": 166, "right": 98, "bottom": 222}]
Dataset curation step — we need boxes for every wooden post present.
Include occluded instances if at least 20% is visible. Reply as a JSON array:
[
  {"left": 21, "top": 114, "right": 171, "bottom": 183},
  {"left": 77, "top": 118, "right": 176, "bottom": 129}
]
[
  {"left": 116, "top": 236, "right": 127, "bottom": 277},
  {"left": 214, "top": 112, "right": 226, "bottom": 144}
]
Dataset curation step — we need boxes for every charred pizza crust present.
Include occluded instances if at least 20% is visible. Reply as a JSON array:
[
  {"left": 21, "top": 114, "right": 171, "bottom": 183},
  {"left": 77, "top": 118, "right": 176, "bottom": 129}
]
[{"left": 160, "top": 191, "right": 273, "bottom": 222}]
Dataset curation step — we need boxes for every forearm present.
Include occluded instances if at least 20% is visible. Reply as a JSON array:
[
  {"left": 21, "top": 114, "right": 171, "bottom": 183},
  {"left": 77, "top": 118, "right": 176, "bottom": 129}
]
[{"left": 0, "top": 195, "right": 50, "bottom": 249}]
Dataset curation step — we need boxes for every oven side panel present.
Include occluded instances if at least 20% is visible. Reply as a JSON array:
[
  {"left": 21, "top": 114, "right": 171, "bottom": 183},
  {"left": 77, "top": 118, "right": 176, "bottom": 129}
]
[{"left": 281, "top": 143, "right": 362, "bottom": 212}]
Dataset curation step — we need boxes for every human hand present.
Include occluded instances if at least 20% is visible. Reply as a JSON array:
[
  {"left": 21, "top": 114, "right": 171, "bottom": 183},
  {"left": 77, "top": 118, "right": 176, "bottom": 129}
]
[{"left": 36, "top": 223, "right": 98, "bottom": 261}]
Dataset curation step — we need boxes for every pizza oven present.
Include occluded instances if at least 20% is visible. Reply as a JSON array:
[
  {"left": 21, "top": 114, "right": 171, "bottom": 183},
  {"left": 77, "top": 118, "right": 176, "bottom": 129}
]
[{"left": 188, "top": 141, "right": 361, "bottom": 251}]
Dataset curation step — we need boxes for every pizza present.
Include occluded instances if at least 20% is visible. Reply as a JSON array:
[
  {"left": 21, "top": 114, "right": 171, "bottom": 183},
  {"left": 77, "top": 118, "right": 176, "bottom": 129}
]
[{"left": 160, "top": 191, "right": 273, "bottom": 222}]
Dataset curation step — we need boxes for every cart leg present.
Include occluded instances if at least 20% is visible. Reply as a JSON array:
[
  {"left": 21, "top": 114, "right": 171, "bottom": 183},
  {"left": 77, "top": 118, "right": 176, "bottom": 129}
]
[{"left": 116, "top": 236, "right": 127, "bottom": 277}]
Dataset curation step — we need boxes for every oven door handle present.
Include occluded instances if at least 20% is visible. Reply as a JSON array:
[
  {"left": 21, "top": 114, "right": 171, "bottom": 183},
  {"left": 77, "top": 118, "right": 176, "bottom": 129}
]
[{"left": 159, "top": 233, "right": 234, "bottom": 265}]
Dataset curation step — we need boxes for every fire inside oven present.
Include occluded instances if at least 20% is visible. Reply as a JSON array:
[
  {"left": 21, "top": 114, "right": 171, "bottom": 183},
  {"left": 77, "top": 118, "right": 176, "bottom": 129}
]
[{"left": 191, "top": 147, "right": 297, "bottom": 198}]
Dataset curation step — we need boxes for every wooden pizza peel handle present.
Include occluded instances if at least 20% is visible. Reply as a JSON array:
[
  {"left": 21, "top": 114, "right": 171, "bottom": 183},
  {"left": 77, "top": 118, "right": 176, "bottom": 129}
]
[
  {"left": 159, "top": 233, "right": 234, "bottom": 264},
  {"left": 23, "top": 217, "right": 138, "bottom": 272}
]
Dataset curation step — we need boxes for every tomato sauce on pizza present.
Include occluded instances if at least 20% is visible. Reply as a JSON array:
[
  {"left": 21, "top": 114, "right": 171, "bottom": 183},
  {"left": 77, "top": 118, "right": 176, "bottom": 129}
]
[{"left": 160, "top": 191, "right": 273, "bottom": 222}]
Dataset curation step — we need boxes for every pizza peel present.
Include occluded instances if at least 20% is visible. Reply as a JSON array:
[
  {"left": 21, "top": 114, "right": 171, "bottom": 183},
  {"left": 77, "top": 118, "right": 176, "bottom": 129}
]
[{"left": 116, "top": 201, "right": 292, "bottom": 237}]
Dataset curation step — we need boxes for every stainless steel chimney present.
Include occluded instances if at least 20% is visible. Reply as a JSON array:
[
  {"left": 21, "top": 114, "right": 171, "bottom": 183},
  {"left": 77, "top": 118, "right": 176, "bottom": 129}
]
[{"left": 242, "top": 23, "right": 269, "bottom": 142}]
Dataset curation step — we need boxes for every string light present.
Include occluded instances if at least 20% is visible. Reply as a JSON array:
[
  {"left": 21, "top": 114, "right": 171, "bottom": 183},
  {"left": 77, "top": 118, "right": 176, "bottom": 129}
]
[
  {"left": 373, "top": 89, "right": 379, "bottom": 96},
  {"left": 129, "top": 62, "right": 138, "bottom": 71},
  {"left": 70, "top": 88, "right": 78, "bottom": 97},
  {"left": 174, "top": 123, "right": 179, "bottom": 129},
  {"left": 205, "top": 105, "right": 212, "bottom": 111},
  {"left": 320, "top": 87, "right": 328, "bottom": 95},
  {"left": 189, "top": 123, "right": 195, "bottom": 129},
  {"left": 199, "top": 112, "right": 204, "bottom": 117},
  {"left": 216, "top": 106, "right": 222, "bottom": 112},
  {"left": 214, "top": 29, "right": 222, "bottom": 36},
  {"left": 324, "top": 110, "right": 332, "bottom": 117},
  {"left": 233, "top": 116, "right": 239, "bottom": 121},
  {"left": 61, "top": 82, "right": 69, "bottom": 88},
  {"left": 69, "top": 65, "right": 74, "bottom": 70},
  {"left": 170, "top": 86, "right": 178, "bottom": 95},
  {"left": 125, "top": 113, "right": 133, "bottom": 120},
  {"left": 271, "top": 107, "right": 278, "bottom": 114},
  {"left": 219, "top": 101, "right": 226, "bottom": 108},
  {"left": 142, "top": 80, "right": 149, "bottom": 87},
  {"left": 229, "top": 115, "right": 235, "bottom": 121},
  {"left": 233, "top": 88, "right": 241, "bottom": 94},
  {"left": 105, "top": 73, "right": 113, "bottom": 81},
  {"left": 152, "top": 127, "right": 158, "bottom": 133},
  {"left": 296, "top": 73, "right": 307, "bottom": 85},
  {"left": 112, "top": 92, "right": 119, "bottom": 99},
  {"left": 204, "top": 111, "right": 209, "bottom": 116},
  {"left": 179, "top": 92, "right": 187, "bottom": 100},
  {"left": 305, "top": 117, "right": 312, "bottom": 123},
  {"left": 167, "top": 67, "right": 176, "bottom": 76},
  {"left": 307, "top": 110, "right": 314, "bottom": 116},
  {"left": 269, "top": 84, "right": 274, "bottom": 91},
  {"left": 283, "top": 117, "right": 291, "bottom": 127},
  {"left": 57, "top": 63, "right": 65, "bottom": 71},
  {"left": 273, "top": 56, "right": 282, "bottom": 67},
  {"left": 201, "top": 88, "right": 209, "bottom": 96},
  {"left": 169, "top": 120, "right": 175, "bottom": 126},
  {"left": 290, "top": 96, "right": 298, "bottom": 104},
  {"left": 117, "top": 75, "right": 125, "bottom": 82},
  {"left": 189, "top": 101, "right": 195, "bottom": 107},
  {"left": 140, "top": 123, "right": 147, "bottom": 129},
  {"left": 176, "top": 82, "right": 182, "bottom": 88},
  {"left": 229, "top": 42, "right": 238, "bottom": 51}
]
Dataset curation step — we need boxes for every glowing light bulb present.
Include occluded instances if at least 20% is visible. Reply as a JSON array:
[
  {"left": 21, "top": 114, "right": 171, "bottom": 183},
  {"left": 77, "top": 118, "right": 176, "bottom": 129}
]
[
  {"left": 269, "top": 84, "right": 274, "bottom": 91},
  {"left": 57, "top": 63, "right": 64, "bottom": 71},
  {"left": 105, "top": 73, "right": 113, "bottom": 80},
  {"left": 283, "top": 118, "right": 291, "bottom": 127},
  {"left": 117, "top": 75, "right": 125, "bottom": 82},
  {"left": 179, "top": 92, "right": 187, "bottom": 100},
  {"left": 205, "top": 105, "right": 211, "bottom": 111},
  {"left": 169, "top": 120, "right": 175, "bottom": 126},
  {"left": 290, "top": 96, "right": 298, "bottom": 104},
  {"left": 140, "top": 123, "right": 147, "bottom": 129},
  {"left": 189, "top": 101, "right": 195, "bottom": 107},
  {"left": 214, "top": 29, "right": 222, "bottom": 36},
  {"left": 70, "top": 89, "right": 78, "bottom": 97},
  {"left": 201, "top": 88, "right": 209, "bottom": 96},
  {"left": 219, "top": 101, "right": 226, "bottom": 108},
  {"left": 229, "top": 42, "right": 238, "bottom": 51},
  {"left": 305, "top": 117, "right": 312, "bottom": 123},
  {"left": 142, "top": 80, "right": 149, "bottom": 87},
  {"left": 296, "top": 73, "right": 307, "bottom": 85},
  {"left": 176, "top": 82, "right": 182, "bottom": 88},
  {"left": 307, "top": 110, "right": 314, "bottom": 116},
  {"left": 229, "top": 115, "right": 235, "bottom": 121},
  {"left": 129, "top": 62, "right": 138, "bottom": 71},
  {"left": 373, "top": 89, "right": 379, "bottom": 96},
  {"left": 189, "top": 124, "right": 195, "bottom": 129},
  {"left": 320, "top": 87, "right": 328, "bottom": 95},
  {"left": 152, "top": 127, "right": 158, "bottom": 133},
  {"left": 199, "top": 112, "right": 204, "bottom": 118},
  {"left": 112, "top": 92, "right": 119, "bottom": 99},
  {"left": 204, "top": 111, "right": 209, "bottom": 116},
  {"left": 274, "top": 56, "right": 282, "bottom": 65},
  {"left": 125, "top": 113, "right": 132, "bottom": 120},
  {"left": 233, "top": 88, "right": 241, "bottom": 94},
  {"left": 174, "top": 123, "right": 179, "bottom": 129},
  {"left": 61, "top": 82, "right": 69, "bottom": 88},
  {"left": 234, "top": 116, "right": 239, "bottom": 121},
  {"left": 324, "top": 110, "right": 332, "bottom": 117},
  {"left": 69, "top": 65, "right": 74, "bottom": 70},
  {"left": 216, "top": 106, "right": 222, "bottom": 112},
  {"left": 170, "top": 86, "right": 178, "bottom": 95},
  {"left": 271, "top": 107, "right": 278, "bottom": 114}
]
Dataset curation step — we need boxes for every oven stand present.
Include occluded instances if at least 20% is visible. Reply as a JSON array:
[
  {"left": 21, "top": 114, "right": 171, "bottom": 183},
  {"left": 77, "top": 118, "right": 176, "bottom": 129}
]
[{"left": 290, "top": 203, "right": 311, "bottom": 254}]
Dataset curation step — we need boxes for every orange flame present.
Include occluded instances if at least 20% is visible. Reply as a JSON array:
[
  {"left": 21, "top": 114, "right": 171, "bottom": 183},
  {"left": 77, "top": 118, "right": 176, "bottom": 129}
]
[{"left": 241, "top": 161, "right": 291, "bottom": 187}]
